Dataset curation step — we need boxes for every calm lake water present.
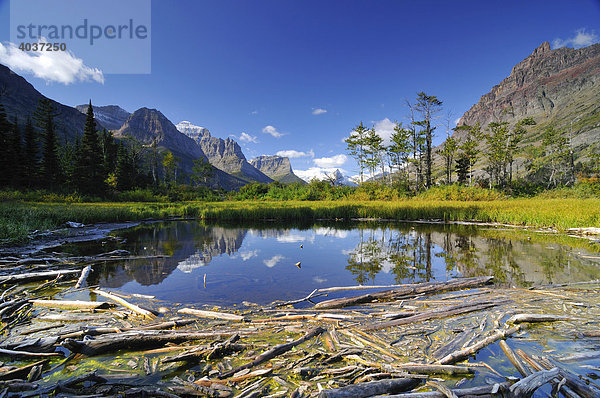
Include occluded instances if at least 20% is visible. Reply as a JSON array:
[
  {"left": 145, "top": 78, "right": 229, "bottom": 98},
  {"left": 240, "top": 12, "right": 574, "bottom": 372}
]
[{"left": 55, "top": 220, "right": 600, "bottom": 307}]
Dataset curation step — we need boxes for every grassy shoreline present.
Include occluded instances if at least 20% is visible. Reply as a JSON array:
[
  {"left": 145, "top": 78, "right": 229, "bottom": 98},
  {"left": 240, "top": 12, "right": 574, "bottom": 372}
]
[{"left": 2, "top": 198, "right": 600, "bottom": 245}]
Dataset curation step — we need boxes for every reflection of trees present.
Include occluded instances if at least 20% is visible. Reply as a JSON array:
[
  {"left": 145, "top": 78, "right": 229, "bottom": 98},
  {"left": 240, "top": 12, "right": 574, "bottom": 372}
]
[{"left": 345, "top": 229, "right": 384, "bottom": 285}]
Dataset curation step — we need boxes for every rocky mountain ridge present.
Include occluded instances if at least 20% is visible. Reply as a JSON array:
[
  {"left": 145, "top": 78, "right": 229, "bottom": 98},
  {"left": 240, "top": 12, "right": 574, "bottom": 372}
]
[
  {"left": 250, "top": 155, "right": 305, "bottom": 184},
  {"left": 75, "top": 104, "right": 130, "bottom": 130},
  {"left": 455, "top": 42, "right": 600, "bottom": 154},
  {"left": 176, "top": 121, "right": 273, "bottom": 184}
]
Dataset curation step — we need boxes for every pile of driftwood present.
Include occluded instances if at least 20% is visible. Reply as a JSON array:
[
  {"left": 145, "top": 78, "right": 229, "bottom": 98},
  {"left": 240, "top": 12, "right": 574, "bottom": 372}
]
[{"left": 0, "top": 252, "right": 599, "bottom": 397}]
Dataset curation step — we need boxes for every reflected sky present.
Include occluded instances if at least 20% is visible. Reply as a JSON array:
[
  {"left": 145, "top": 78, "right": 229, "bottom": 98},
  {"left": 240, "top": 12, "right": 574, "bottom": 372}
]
[{"left": 57, "top": 221, "right": 600, "bottom": 306}]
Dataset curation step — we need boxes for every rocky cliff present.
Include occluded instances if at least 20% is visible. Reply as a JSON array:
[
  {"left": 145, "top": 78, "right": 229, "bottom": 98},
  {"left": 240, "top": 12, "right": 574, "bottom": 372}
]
[
  {"left": 115, "top": 109, "right": 246, "bottom": 189},
  {"left": 75, "top": 104, "right": 130, "bottom": 130},
  {"left": 176, "top": 121, "right": 273, "bottom": 184},
  {"left": 250, "top": 155, "right": 305, "bottom": 184},
  {"left": 456, "top": 42, "right": 600, "bottom": 153},
  {"left": 0, "top": 63, "right": 105, "bottom": 141}
]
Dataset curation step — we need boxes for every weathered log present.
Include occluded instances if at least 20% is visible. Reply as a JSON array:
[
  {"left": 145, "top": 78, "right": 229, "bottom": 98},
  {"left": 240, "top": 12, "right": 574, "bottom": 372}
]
[
  {"left": 0, "top": 359, "right": 49, "bottom": 381},
  {"left": 218, "top": 326, "right": 325, "bottom": 379},
  {"left": 364, "top": 301, "right": 499, "bottom": 331},
  {"left": 507, "top": 314, "right": 575, "bottom": 324},
  {"left": 515, "top": 349, "right": 581, "bottom": 398},
  {"left": 0, "top": 270, "right": 80, "bottom": 285},
  {"left": 315, "top": 276, "right": 493, "bottom": 309},
  {"left": 30, "top": 299, "right": 114, "bottom": 310},
  {"left": 318, "top": 378, "right": 420, "bottom": 398},
  {"left": 0, "top": 348, "right": 61, "bottom": 358},
  {"left": 370, "top": 382, "right": 511, "bottom": 397},
  {"left": 437, "top": 325, "right": 522, "bottom": 365},
  {"left": 73, "top": 265, "right": 91, "bottom": 289},
  {"left": 539, "top": 356, "right": 600, "bottom": 398},
  {"left": 0, "top": 336, "right": 59, "bottom": 353},
  {"left": 61, "top": 330, "right": 244, "bottom": 356},
  {"left": 394, "top": 364, "right": 475, "bottom": 375},
  {"left": 509, "top": 368, "right": 558, "bottom": 397},
  {"left": 178, "top": 308, "right": 245, "bottom": 322},
  {"left": 92, "top": 289, "right": 155, "bottom": 319},
  {"left": 163, "top": 334, "right": 244, "bottom": 363}
]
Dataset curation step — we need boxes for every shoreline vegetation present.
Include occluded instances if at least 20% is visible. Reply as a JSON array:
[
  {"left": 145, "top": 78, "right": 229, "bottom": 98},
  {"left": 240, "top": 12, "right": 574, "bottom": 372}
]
[{"left": 1, "top": 189, "right": 600, "bottom": 245}]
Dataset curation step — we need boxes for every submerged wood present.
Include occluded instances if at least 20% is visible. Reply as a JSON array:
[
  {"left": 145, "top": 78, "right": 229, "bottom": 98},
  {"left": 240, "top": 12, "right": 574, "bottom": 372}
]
[
  {"left": 218, "top": 326, "right": 325, "bottom": 379},
  {"left": 0, "top": 359, "right": 49, "bottom": 381},
  {"left": 178, "top": 307, "right": 245, "bottom": 322},
  {"left": 364, "top": 301, "right": 498, "bottom": 331},
  {"left": 499, "top": 340, "right": 529, "bottom": 377},
  {"left": 318, "top": 377, "right": 420, "bottom": 398},
  {"left": 371, "top": 382, "right": 512, "bottom": 397},
  {"left": 92, "top": 289, "right": 155, "bottom": 319},
  {"left": 315, "top": 276, "right": 493, "bottom": 309},
  {"left": 507, "top": 313, "right": 575, "bottom": 324},
  {"left": 515, "top": 349, "right": 581, "bottom": 398}
]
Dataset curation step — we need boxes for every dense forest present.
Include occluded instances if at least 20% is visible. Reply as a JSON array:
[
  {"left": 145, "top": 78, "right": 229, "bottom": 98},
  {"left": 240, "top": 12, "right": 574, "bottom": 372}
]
[{"left": 1, "top": 93, "right": 599, "bottom": 203}]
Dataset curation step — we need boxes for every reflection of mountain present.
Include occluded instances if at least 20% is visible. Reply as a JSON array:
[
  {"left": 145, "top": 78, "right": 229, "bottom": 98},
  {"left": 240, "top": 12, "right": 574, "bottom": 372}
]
[
  {"left": 93, "top": 222, "right": 246, "bottom": 287},
  {"left": 342, "top": 226, "right": 600, "bottom": 287},
  {"left": 177, "top": 227, "right": 246, "bottom": 273}
]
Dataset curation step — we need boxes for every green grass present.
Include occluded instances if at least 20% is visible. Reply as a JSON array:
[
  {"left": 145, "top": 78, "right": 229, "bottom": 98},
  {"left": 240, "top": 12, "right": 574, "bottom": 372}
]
[{"left": 2, "top": 198, "right": 599, "bottom": 245}]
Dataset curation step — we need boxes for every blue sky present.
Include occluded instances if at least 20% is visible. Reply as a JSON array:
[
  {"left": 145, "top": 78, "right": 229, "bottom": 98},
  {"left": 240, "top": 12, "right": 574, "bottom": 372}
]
[{"left": 1, "top": 0, "right": 599, "bottom": 180}]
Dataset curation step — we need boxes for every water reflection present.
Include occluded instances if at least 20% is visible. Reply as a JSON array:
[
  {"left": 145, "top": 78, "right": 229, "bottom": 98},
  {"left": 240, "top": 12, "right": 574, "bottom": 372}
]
[{"left": 78, "top": 221, "right": 600, "bottom": 305}]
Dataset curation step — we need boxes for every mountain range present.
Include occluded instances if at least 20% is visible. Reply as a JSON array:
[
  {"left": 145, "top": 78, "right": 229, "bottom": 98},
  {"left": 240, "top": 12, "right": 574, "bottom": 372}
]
[{"left": 454, "top": 41, "right": 600, "bottom": 160}]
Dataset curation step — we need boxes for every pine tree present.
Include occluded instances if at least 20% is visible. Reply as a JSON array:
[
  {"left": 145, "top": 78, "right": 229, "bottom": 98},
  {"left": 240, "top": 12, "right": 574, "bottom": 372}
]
[
  {"left": 22, "top": 117, "right": 39, "bottom": 188},
  {"left": 9, "top": 117, "right": 24, "bottom": 187},
  {"left": 34, "top": 98, "right": 62, "bottom": 189},
  {"left": 115, "top": 143, "right": 135, "bottom": 191},
  {"left": 100, "top": 129, "right": 118, "bottom": 179},
  {"left": 0, "top": 103, "right": 12, "bottom": 187},
  {"left": 74, "top": 102, "right": 104, "bottom": 195},
  {"left": 345, "top": 122, "right": 369, "bottom": 184},
  {"left": 415, "top": 92, "right": 443, "bottom": 189}
]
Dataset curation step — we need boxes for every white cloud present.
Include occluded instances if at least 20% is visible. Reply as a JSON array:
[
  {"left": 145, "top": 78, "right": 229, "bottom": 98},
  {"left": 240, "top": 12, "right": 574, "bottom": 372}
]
[
  {"left": 276, "top": 149, "right": 314, "bottom": 158},
  {"left": 373, "top": 118, "right": 397, "bottom": 145},
  {"left": 277, "top": 234, "right": 305, "bottom": 243},
  {"left": 262, "top": 125, "right": 285, "bottom": 138},
  {"left": 312, "top": 108, "right": 327, "bottom": 115},
  {"left": 0, "top": 39, "right": 104, "bottom": 84},
  {"left": 553, "top": 28, "right": 599, "bottom": 49},
  {"left": 251, "top": 110, "right": 258, "bottom": 115},
  {"left": 263, "top": 255, "right": 285, "bottom": 268},
  {"left": 314, "top": 227, "right": 349, "bottom": 239},
  {"left": 313, "top": 276, "right": 327, "bottom": 284},
  {"left": 239, "top": 132, "right": 258, "bottom": 143},
  {"left": 240, "top": 250, "right": 259, "bottom": 261},
  {"left": 314, "top": 154, "right": 347, "bottom": 168}
]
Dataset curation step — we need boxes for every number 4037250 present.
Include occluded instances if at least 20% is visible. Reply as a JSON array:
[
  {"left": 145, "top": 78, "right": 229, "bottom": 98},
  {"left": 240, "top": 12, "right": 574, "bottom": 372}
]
[{"left": 19, "top": 42, "right": 67, "bottom": 51}]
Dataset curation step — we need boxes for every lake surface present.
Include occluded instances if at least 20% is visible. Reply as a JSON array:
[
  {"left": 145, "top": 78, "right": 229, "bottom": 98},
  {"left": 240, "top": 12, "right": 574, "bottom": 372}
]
[{"left": 54, "top": 220, "right": 600, "bottom": 307}]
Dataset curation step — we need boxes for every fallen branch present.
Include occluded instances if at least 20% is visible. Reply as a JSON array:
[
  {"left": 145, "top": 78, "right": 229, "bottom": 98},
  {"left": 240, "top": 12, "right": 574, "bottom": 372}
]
[
  {"left": 315, "top": 276, "right": 493, "bottom": 309},
  {"left": 73, "top": 265, "right": 91, "bottom": 289},
  {"left": 92, "top": 289, "right": 155, "bottom": 319},
  {"left": 30, "top": 299, "right": 114, "bottom": 310},
  {"left": 178, "top": 308, "right": 245, "bottom": 322},
  {"left": 509, "top": 368, "right": 558, "bottom": 397},
  {"left": 318, "top": 377, "right": 420, "bottom": 398},
  {"left": 0, "top": 270, "right": 80, "bottom": 285}
]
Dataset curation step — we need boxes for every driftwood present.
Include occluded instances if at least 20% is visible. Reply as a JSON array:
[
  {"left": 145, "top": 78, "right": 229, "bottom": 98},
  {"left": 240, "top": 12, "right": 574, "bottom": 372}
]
[
  {"left": 371, "top": 382, "right": 512, "bottom": 397},
  {"left": 178, "top": 308, "right": 245, "bottom": 322},
  {"left": 163, "top": 334, "right": 245, "bottom": 363},
  {"left": 437, "top": 325, "right": 522, "bottom": 365},
  {"left": 30, "top": 299, "right": 114, "bottom": 310},
  {"left": 219, "top": 326, "right": 325, "bottom": 379},
  {"left": 0, "top": 270, "right": 80, "bottom": 284},
  {"left": 0, "top": 359, "right": 49, "bottom": 381},
  {"left": 499, "top": 340, "right": 529, "bottom": 377},
  {"left": 0, "top": 348, "right": 61, "bottom": 358},
  {"left": 73, "top": 265, "right": 91, "bottom": 289},
  {"left": 62, "top": 330, "right": 242, "bottom": 356},
  {"left": 509, "top": 368, "right": 558, "bottom": 397},
  {"left": 92, "top": 289, "right": 155, "bottom": 319},
  {"left": 318, "top": 377, "right": 420, "bottom": 398},
  {"left": 315, "top": 276, "right": 493, "bottom": 309},
  {"left": 507, "top": 313, "right": 575, "bottom": 324},
  {"left": 272, "top": 288, "right": 326, "bottom": 307},
  {"left": 515, "top": 349, "right": 581, "bottom": 398},
  {"left": 364, "top": 301, "right": 499, "bottom": 331}
]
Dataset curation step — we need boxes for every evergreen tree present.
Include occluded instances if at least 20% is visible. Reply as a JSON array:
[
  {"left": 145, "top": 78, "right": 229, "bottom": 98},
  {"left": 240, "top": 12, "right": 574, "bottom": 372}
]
[
  {"left": 456, "top": 153, "right": 469, "bottom": 185},
  {"left": 456, "top": 124, "right": 483, "bottom": 186},
  {"left": 74, "top": 102, "right": 104, "bottom": 195},
  {"left": 0, "top": 103, "right": 11, "bottom": 187},
  {"left": 345, "top": 122, "right": 369, "bottom": 184},
  {"left": 22, "top": 117, "right": 39, "bottom": 188},
  {"left": 438, "top": 135, "right": 458, "bottom": 185},
  {"left": 34, "top": 98, "right": 62, "bottom": 189},
  {"left": 100, "top": 129, "right": 118, "bottom": 179},
  {"left": 161, "top": 151, "right": 178, "bottom": 187},
  {"left": 364, "top": 127, "right": 384, "bottom": 181},
  {"left": 60, "top": 136, "right": 79, "bottom": 188},
  {"left": 9, "top": 117, "right": 24, "bottom": 187},
  {"left": 191, "top": 158, "right": 214, "bottom": 186},
  {"left": 415, "top": 92, "right": 443, "bottom": 188},
  {"left": 115, "top": 143, "right": 136, "bottom": 191},
  {"left": 388, "top": 122, "right": 411, "bottom": 183}
]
